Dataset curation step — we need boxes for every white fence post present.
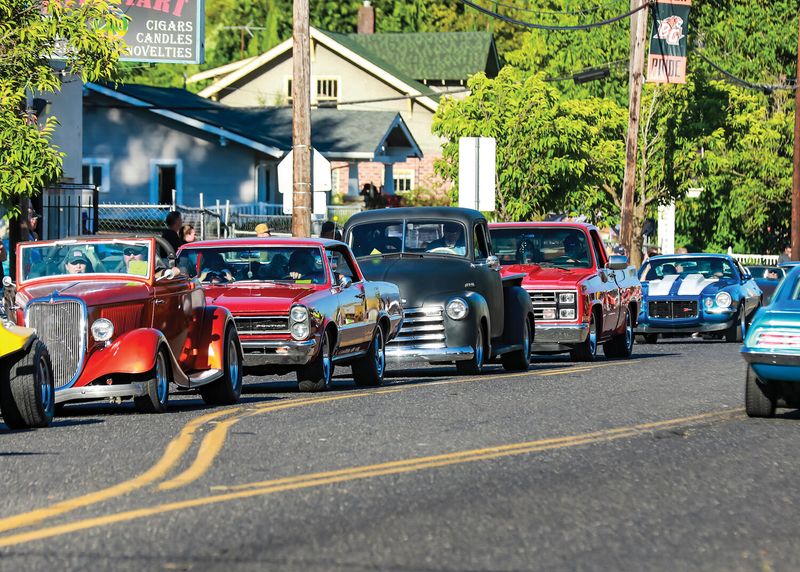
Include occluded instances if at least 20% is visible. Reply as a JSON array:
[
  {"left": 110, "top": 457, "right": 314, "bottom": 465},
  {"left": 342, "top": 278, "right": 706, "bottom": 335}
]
[{"left": 199, "top": 192, "right": 205, "bottom": 240}]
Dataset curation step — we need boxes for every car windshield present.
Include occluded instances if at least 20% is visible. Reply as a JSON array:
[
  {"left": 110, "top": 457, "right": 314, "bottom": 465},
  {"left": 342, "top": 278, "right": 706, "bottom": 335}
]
[
  {"left": 490, "top": 227, "right": 592, "bottom": 269},
  {"left": 349, "top": 220, "right": 468, "bottom": 258},
  {"left": 19, "top": 240, "right": 152, "bottom": 282},
  {"left": 748, "top": 266, "right": 785, "bottom": 282},
  {"left": 179, "top": 246, "right": 327, "bottom": 285},
  {"left": 640, "top": 257, "right": 736, "bottom": 281}
]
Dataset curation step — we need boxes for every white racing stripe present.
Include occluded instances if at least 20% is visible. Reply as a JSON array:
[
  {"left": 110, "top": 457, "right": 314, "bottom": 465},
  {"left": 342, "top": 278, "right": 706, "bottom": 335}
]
[
  {"left": 645, "top": 274, "right": 678, "bottom": 296},
  {"left": 677, "top": 274, "right": 718, "bottom": 296}
]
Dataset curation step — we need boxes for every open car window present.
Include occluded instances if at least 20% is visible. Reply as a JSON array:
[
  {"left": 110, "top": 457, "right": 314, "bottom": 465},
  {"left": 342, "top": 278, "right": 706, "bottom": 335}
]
[
  {"left": 19, "top": 241, "right": 153, "bottom": 281},
  {"left": 178, "top": 246, "right": 328, "bottom": 285},
  {"left": 641, "top": 257, "right": 736, "bottom": 281},
  {"left": 349, "top": 220, "right": 468, "bottom": 258},
  {"left": 490, "top": 227, "right": 592, "bottom": 269}
]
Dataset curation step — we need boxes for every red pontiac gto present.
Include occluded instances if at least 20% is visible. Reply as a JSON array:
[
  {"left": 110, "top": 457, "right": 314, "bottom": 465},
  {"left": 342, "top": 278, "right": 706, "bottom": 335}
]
[
  {"left": 177, "top": 238, "right": 403, "bottom": 391},
  {"left": 489, "top": 222, "right": 642, "bottom": 361},
  {"left": 9, "top": 238, "right": 242, "bottom": 412}
]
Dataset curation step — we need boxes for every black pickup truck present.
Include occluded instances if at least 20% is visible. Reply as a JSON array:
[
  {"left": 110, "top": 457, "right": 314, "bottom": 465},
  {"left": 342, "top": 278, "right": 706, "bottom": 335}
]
[{"left": 343, "top": 207, "right": 535, "bottom": 373}]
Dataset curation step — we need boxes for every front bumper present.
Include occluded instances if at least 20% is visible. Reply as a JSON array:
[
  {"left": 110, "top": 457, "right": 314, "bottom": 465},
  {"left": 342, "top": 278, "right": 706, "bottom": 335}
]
[
  {"left": 635, "top": 320, "right": 733, "bottom": 334},
  {"left": 241, "top": 339, "right": 317, "bottom": 366},
  {"left": 531, "top": 323, "right": 589, "bottom": 352},
  {"left": 55, "top": 382, "right": 147, "bottom": 404},
  {"left": 386, "top": 345, "right": 474, "bottom": 363}
]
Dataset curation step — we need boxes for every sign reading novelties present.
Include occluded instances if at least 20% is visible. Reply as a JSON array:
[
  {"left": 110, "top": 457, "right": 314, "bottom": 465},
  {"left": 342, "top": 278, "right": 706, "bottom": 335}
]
[
  {"left": 115, "top": 0, "right": 205, "bottom": 64},
  {"left": 647, "top": 0, "right": 691, "bottom": 84}
]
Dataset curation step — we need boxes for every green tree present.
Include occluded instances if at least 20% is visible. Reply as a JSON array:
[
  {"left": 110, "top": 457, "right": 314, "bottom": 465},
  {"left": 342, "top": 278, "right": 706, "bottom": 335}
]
[{"left": 0, "top": 0, "right": 126, "bottom": 213}]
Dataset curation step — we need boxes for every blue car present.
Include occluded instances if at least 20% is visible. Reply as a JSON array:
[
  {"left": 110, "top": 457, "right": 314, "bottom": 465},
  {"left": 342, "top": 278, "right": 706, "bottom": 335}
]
[
  {"left": 636, "top": 254, "right": 762, "bottom": 343},
  {"left": 742, "top": 266, "right": 800, "bottom": 417}
]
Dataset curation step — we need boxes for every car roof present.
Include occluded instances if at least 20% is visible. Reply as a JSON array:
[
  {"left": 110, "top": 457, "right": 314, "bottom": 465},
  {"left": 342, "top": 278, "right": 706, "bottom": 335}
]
[
  {"left": 489, "top": 221, "right": 598, "bottom": 232},
  {"left": 345, "top": 207, "right": 484, "bottom": 226},
  {"left": 177, "top": 237, "right": 343, "bottom": 249},
  {"left": 646, "top": 253, "right": 735, "bottom": 261}
]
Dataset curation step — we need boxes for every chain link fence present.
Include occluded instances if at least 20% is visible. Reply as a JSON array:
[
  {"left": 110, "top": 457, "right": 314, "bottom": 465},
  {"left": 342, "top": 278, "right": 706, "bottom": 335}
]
[{"left": 97, "top": 204, "right": 229, "bottom": 240}]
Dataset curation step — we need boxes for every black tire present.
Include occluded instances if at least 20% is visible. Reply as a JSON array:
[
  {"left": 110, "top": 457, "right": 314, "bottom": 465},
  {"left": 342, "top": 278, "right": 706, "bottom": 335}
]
[
  {"left": 570, "top": 311, "right": 598, "bottom": 362},
  {"left": 200, "top": 327, "right": 243, "bottom": 405},
  {"left": 640, "top": 333, "right": 659, "bottom": 344},
  {"left": 501, "top": 315, "right": 532, "bottom": 372},
  {"left": 0, "top": 340, "right": 55, "bottom": 429},
  {"left": 603, "top": 307, "right": 635, "bottom": 359},
  {"left": 745, "top": 365, "right": 776, "bottom": 418},
  {"left": 353, "top": 324, "right": 386, "bottom": 387},
  {"left": 725, "top": 308, "right": 746, "bottom": 343},
  {"left": 134, "top": 349, "right": 170, "bottom": 413},
  {"left": 297, "top": 329, "right": 333, "bottom": 392},
  {"left": 456, "top": 324, "right": 486, "bottom": 375}
]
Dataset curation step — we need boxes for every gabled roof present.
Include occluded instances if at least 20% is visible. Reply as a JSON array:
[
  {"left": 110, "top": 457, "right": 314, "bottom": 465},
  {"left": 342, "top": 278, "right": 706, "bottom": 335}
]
[
  {"left": 197, "top": 27, "right": 440, "bottom": 111},
  {"left": 343, "top": 31, "right": 500, "bottom": 82},
  {"left": 84, "top": 83, "right": 422, "bottom": 161}
]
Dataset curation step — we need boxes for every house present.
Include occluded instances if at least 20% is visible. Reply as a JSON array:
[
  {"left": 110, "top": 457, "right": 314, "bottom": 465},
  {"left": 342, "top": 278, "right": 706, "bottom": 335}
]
[
  {"left": 82, "top": 82, "right": 421, "bottom": 207},
  {"left": 190, "top": 4, "right": 500, "bottom": 197}
]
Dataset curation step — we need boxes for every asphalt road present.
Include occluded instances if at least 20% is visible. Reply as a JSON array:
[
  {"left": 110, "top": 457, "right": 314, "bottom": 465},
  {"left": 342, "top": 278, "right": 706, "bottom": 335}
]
[{"left": 1, "top": 337, "right": 799, "bottom": 572}]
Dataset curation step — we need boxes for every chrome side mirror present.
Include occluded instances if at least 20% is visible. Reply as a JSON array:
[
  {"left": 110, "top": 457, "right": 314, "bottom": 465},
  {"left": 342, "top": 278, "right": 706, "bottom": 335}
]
[
  {"left": 2, "top": 276, "right": 13, "bottom": 289},
  {"left": 486, "top": 255, "right": 500, "bottom": 271},
  {"left": 338, "top": 275, "right": 352, "bottom": 289},
  {"left": 606, "top": 255, "right": 628, "bottom": 271}
]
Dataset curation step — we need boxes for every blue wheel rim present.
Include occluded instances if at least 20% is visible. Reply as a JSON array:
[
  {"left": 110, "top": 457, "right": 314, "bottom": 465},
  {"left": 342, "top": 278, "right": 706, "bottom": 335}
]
[
  {"left": 375, "top": 328, "right": 385, "bottom": 377},
  {"left": 228, "top": 337, "right": 241, "bottom": 392},
  {"left": 156, "top": 354, "right": 168, "bottom": 404}
]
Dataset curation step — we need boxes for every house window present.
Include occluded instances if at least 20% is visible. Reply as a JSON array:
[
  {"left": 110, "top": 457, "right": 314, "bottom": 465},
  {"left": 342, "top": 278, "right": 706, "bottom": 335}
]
[
  {"left": 393, "top": 170, "right": 414, "bottom": 193},
  {"left": 316, "top": 78, "right": 339, "bottom": 102},
  {"left": 81, "top": 158, "right": 110, "bottom": 192}
]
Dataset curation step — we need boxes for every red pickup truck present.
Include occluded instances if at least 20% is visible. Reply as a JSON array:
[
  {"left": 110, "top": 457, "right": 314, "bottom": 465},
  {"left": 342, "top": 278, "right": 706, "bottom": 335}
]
[{"left": 489, "top": 222, "right": 642, "bottom": 361}]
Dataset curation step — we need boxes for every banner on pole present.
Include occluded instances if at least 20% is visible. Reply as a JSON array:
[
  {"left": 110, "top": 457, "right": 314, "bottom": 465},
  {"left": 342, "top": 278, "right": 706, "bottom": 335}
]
[{"left": 646, "top": 0, "right": 692, "bottom": 84}]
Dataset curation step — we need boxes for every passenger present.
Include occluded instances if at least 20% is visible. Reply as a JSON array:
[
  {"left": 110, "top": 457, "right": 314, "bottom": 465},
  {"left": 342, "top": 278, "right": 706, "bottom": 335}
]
[
  {"left": 261, "top": 253, "right": 289, "bottom": 279},
  {"left": 199, "top": 252, "right": 234, "bottom": 283},
  {"left": 63, "top": 249, "right": 93, "bottom": 275},
  {"left": 180, "top": 224, "right": 196, "bottom": 244},
  {"left": 121, "top": 245, "right": 148, "bottom": 274},
  {"left": 708, "top": 258, "right": 725, "bottom": 278},
  {"left": 562, "top": 234, "right": 588, "bottom": 263},
  {"left": 660, "top": 263, "right": 678, "bottom": 276},
  {"left": 427, "top": 222, "right": 465, "bottom": 253}
]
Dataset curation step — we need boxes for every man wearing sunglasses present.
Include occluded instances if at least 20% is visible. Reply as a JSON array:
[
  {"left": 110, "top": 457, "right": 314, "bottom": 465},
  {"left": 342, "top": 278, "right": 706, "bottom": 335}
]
[{"left": 119, "top": 245, "right": 148, "bottom": 275}]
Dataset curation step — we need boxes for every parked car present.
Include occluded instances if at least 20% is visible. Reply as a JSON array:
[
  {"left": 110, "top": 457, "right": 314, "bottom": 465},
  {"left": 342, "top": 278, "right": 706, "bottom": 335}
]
[
  {"left": 0, "top": 300, "right": 55, "bottom": 429},
  {"left": 489, "top": 222, "right": 641, "bottom": 361},
  {"left": 9, "top": 238, "right": 241, "bottom": 412},
  {"left": 636, "top": 254, "right": 762, "bottom": 343},
  {"left": 747, "top": 265, "right": 786, "bottom": 304},
  {"left": 178, "top": 238, "right": 402, "bottom": 391},
  {"left": 741, "top": 266, "right": 800, "bottom": 417},
  {"left": 343, "top": 207, "right": 535, "bottom": 373}
]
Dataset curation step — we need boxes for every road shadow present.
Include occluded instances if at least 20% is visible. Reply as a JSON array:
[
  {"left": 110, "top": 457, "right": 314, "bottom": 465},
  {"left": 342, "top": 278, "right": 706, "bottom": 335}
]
[{"left": 0, "top": 418, "right": 104, "bottom": 433}]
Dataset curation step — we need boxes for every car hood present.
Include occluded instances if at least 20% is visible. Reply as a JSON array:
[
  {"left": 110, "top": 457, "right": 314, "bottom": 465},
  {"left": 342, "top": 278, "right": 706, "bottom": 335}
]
[
  {"left": 19, "top": 279, "right": 151, "bottom": 307},
  {"left": 203, "top": 283, "right": 318, "bottom": 313},
  {"left": 643, "top": 274, "right": 735, "bottom": 297},
  {"left": 358, "top": 256, "right": 472, "bottom": 305},
  {"left": 501, "top": 264, "right": 595, "bottom": 287}
]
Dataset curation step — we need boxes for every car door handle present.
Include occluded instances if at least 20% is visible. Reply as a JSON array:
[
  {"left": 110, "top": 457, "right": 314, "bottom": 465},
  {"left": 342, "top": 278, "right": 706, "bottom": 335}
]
[{"left": 154, "top": 299, "right": 165, "bottom": 305}]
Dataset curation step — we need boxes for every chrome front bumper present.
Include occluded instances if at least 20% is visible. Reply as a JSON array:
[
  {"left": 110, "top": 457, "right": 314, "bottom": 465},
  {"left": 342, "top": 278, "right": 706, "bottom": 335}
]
[
  {"left": 55, "top": 382, "right": 147, "bottom": 404},
  {"left": 241, "top": 339, "right": 317, "bottom": 366},
  {"left": 386, "top": 345, "right": 474, "bottom": 363},
  {"left": 531, "top": 323, "right": 589, "bottom": 352}
]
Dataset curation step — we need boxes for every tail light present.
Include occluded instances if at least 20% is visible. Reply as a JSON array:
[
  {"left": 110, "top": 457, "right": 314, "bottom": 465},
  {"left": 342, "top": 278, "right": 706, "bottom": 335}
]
[{"left": 754, "top": 330, "right": 800, "bottom": 349}]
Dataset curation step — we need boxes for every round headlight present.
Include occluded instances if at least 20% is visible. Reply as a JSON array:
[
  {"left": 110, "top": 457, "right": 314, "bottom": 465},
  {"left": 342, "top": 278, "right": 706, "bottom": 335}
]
[
  {"left": 715, "top": 292, "right": 732, "bottom": 308},
  {"left": 291, "top": 322, "right": 309, "bottom": 340},
  {"left": 290, "top": 306, "right": 308, "bottom": 323},
  {"left": 446, "top": 298, "right": 469, "bottom": 320},
  {"left": 91, "top": 318, "right": 114, "bottom": 342}
]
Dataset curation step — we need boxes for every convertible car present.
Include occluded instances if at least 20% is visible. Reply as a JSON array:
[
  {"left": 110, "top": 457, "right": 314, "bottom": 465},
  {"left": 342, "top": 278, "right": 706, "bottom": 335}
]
[
  {"left": 8, "top": 237, "right": 241, "bottom": 412},
  {"left": 636, "top": 254, "right": 762, "bottom": 342},
  {"left": 178, "top": 238, "right": 402, "bottom": 391},
  {"left": 742, "top": 266, "right": 800, "bottom": 417}
]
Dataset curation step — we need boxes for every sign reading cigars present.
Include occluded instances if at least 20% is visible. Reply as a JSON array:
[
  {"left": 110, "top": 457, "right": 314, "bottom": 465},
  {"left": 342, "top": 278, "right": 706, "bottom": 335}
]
[
  {"left": 116, "top": 0, "right": 205, "bottom": 64},
  {"left": 647, "top": 0, "right": 691, "bottom": 84}
]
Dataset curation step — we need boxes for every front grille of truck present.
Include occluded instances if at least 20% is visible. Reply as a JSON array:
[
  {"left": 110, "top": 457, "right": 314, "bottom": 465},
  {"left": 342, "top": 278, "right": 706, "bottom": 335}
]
[
  {"left": 527, "top": 290, "right": 578, "bottom": 322},
  {"left": 389, "top": 306, "right": 445, "bottom": 349},
  {"left": 26, "top": 300, "right": 86, "bottom": 389}
]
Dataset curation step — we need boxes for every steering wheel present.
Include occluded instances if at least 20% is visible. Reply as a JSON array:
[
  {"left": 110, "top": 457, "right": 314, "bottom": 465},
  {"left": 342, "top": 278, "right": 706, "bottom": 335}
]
[
  {"left": 428, "top": 247, "right": 458, "bottom": 255},
  {"left": 551, "top": 256, "right": 578, "bottom": 264}
]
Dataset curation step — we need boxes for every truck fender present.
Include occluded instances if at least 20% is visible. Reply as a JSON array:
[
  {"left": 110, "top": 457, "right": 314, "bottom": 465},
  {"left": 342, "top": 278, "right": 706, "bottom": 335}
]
[
  {"left": 74, "top": 328, "right": 189, "bottom": 388},
  {"left": 191, "top": 305, "right": 237, "bottom": 372},
  {"left": 501, "top": 285, "right": 535, "bottom": 346},
  {"left": 443, "top": 291, "right": 489, "bottom": 350}
]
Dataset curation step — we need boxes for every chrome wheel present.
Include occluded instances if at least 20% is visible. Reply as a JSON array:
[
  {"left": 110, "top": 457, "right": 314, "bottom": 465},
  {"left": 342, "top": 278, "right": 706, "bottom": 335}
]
[
  {"left": 475, "top": 327, "right": 484, "bottom": 368},
  {"left": 740, "top": 309, "right": 747, "bottom": 339},
  {"left": 625, "top": 310, "right": 633, "bottom": 352},
  {"left": 374, "top": 327, "right": 385, "bottom": 378},
  {"left": 228, "top": 337, "right": 241, "bottom": 393},
  {"left": 38, "top": 354, "right": 54, "bottom": 419},
  {"left": 155, "top": 353, "right": 169, "bottom": 405},
  {"left": 588, "top": 316, "right": 597, "bottom": 357}
]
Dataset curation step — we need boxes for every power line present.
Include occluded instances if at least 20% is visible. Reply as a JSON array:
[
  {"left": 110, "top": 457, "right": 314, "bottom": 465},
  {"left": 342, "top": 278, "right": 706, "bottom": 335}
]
[
  {"left": 481, "top": 0, "right": 626, "bottom": 17},
  {"left": 457, "top": 0, "right": 650, "bottom": 31},
  {"left": 695, "top": 50, "right": 798, "bottom": 93}
]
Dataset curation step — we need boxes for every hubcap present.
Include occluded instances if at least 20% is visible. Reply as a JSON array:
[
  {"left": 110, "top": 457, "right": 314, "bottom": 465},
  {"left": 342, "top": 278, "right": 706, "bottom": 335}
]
[
  {"left": 375, "top": 328, "right": 385, "bottom": 377},
  {"left": 228, "top": 337, "right": 241, "bottom": 392},
  {"left": 322, "top": 333, "right": 332, "bottom": 387},
  {"left": 156, "top": 354, "right": 168, "bottom": 404},
  {"left": 38, "top": 356, "right": 54, "bottom": 416}
]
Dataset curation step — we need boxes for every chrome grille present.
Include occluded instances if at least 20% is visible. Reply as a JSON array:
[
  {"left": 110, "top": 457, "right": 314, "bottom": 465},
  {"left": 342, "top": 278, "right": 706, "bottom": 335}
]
[
  {"left": 26, "top": 300, "right": 86, "bottom": 389},
  {"left": 527, "top": 290, "right": 578, "bottom": 322},
  {"left": 390, "top": 306, "right": 445, "bottom": 349},
  {"left": 234, "top": 316, "right": 289, "bottom": 335}
]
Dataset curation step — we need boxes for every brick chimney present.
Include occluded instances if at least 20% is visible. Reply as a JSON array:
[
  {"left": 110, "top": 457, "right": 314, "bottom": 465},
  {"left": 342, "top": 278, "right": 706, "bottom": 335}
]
[{"left": 358, "top": 1, "right": 375, "bottom": 35}]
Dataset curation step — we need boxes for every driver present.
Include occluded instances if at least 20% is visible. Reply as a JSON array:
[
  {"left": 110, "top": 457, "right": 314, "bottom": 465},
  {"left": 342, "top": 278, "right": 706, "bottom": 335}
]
[
  {"left": 562, "top": 234, "right": 587, "bottom": 263},
  {"left": 261, "top": 253, "right": 290, "bottom": 279},
  {"left": 427, "top": 222, "right": 465, "bottom": 253},
  {"left": 63, "top": 249, "right": 93, "bottom": 275},
  {"left": 288, "top": 250, "right": 322, "bottom": 282},
  {"left": 199, "top": 252, "right": 234, "bottom": 283}
]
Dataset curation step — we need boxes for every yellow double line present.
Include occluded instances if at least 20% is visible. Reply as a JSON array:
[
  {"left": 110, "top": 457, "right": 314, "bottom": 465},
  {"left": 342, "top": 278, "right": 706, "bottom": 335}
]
[{"left": 0, "top": 408, "right": 742, "bottom": 549}]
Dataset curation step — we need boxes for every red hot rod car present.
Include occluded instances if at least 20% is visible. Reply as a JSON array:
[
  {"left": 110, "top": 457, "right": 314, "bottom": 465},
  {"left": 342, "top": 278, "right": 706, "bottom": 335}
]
[
  {"left": 9, "top": 238, "right": 242, "bottom": 412},
  {"left": 177, "top": 238, "right": 403, "bottom": 392},
  {"left": 490, "top": 222, "right": 642, "bottom": 361}
]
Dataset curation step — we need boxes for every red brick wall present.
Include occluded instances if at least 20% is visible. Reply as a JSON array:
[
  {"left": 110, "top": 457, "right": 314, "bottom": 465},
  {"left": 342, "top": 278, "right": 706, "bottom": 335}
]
[{"left": 330, "top": 156, "right": 452, "bottom": 196}]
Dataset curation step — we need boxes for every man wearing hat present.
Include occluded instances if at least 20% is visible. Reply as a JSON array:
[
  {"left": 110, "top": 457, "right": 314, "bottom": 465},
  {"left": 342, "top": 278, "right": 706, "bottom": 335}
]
[
  {"left": 255, "top": 223, "right": 271, "bottom": 238},
  {"left": 64, "top": 249, "right": 92, "bottom": 274}
]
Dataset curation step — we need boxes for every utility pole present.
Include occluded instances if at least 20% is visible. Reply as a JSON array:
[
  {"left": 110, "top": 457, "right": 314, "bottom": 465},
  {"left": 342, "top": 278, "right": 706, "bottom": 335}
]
[
  {"left": 620, "top": 0, "right": 649, "bottom": 266},
  {"left": 291, "top": 0, "right": 311, "bottom": 237},
  {"left": 792, "top": 13, "right": 800, "bottom": 260}
]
